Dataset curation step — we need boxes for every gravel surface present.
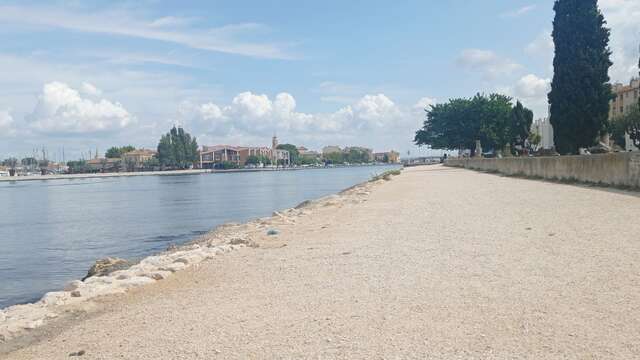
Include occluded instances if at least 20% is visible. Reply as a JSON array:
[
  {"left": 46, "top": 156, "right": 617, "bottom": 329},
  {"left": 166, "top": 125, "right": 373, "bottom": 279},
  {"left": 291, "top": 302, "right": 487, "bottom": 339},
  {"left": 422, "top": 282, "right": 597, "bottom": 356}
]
[{"left": 3, "top": 165, "right": 640, "bottom": 359}]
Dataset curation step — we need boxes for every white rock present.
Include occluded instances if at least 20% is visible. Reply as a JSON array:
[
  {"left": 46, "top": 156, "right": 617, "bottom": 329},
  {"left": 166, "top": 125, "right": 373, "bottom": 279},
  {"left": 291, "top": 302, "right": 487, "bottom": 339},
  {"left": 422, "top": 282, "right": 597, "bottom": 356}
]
[{"left": 40, "top": 291, "right": 69, "bottom": 307}]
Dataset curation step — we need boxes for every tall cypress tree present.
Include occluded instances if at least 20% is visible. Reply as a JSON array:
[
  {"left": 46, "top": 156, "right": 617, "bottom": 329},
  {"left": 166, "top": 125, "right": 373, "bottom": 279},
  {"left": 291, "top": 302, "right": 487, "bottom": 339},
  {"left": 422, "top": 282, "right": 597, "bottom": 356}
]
[{"left": 548, "top": 0, "right": 613, "bottom": 154}]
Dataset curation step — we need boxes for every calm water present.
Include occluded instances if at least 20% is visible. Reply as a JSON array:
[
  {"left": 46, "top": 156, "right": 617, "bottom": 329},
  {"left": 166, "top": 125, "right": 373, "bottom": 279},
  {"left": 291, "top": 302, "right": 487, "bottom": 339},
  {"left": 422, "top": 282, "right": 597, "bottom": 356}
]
[{"left": 0, "top": 166, "right": 397, "bottom": 308}]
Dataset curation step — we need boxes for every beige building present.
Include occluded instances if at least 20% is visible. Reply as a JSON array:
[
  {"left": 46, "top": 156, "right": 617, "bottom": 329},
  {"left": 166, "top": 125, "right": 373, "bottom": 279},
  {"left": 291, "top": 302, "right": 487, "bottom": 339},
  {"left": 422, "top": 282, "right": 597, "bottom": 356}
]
[
  {"left": 373, "top": 151, "right": 400, "bottom": 163},
  {"left": 122, "top": 149, "right": 157, "bottom": 167},
  {"left": 610, "top": 79, "right": 639, "bottom": 151}
]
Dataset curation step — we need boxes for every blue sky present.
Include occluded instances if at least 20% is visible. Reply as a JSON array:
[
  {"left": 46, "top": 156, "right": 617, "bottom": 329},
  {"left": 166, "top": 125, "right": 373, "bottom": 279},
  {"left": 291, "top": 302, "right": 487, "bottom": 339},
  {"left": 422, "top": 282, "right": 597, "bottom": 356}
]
[{"left": 0, "top": 0, "right": 638, "bottom": 160}]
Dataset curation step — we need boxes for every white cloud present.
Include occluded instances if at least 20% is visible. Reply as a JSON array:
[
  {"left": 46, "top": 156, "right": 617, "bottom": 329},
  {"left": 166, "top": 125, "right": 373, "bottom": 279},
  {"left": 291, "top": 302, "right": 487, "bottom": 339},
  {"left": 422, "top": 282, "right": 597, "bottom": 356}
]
[
  {"left": 26, "top": 82, "right": 134, "bottom": 134},
  {"left": 0, "top": 110, "right": 16, "bottom": 137},
  {"left": 456, "top": 49, "right": 522, "bottom": 79},
  {"left": 513, "top": 74, "right": 551, "bottom": 99},
  {"left": 81, "top": 82, "right": 102, "bottom": 96},
  {"left": 413, "top": 97, "right": 437, "bottom": 112},
  {"left": 180, "top": 92, "right": 431, "bottom": 150},
  {"left": 501, "top": 5, "right": 537, "bottom": 18},
  {"left": 500, "top": 74, "right": 551, "bottom": 118},
  {"left": 0, "top": 5, "right": 293, "bottom": 60},
  {"left": 600, "top": 0, "right": 640, "bottom": 82}
]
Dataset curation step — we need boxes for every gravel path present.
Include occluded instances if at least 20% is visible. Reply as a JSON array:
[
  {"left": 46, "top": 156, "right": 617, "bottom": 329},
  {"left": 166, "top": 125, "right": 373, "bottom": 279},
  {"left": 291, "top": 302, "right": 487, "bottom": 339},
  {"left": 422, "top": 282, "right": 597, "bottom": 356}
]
[{"left": 4, "top": 165, "right": 640, "bottom": 359}]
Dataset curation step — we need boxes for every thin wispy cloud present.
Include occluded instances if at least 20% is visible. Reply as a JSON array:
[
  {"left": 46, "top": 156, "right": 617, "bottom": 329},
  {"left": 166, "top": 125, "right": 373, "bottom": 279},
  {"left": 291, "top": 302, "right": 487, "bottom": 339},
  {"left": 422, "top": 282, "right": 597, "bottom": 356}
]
[
  {"left": 501, "top": 5, "right": 537, "bottom": 18},
  {"left": 0, "top": 5, "right": 295, "bottom": 60}
]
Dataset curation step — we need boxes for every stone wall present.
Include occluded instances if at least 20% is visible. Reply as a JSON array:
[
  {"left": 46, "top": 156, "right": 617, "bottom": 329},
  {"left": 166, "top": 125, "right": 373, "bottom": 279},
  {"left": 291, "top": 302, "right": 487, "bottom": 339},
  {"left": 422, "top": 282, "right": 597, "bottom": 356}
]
[{"left": 445, "top": 153, "right": 640, "bottom": 189}]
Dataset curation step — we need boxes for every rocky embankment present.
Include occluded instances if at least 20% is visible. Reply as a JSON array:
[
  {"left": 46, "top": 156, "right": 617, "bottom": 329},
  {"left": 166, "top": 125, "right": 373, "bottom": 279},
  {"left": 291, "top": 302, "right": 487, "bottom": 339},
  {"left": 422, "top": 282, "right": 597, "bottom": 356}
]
[{"left": 0, "top": 175, "right": 387, "bottom": 343}]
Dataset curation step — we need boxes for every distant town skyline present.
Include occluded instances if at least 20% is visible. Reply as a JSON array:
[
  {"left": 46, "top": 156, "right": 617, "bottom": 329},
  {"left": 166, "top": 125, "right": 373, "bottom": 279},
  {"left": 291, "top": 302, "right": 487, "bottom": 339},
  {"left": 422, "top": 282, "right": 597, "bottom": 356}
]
[{"left": 0, "top": 0, "right": 638, "bottom": 159}]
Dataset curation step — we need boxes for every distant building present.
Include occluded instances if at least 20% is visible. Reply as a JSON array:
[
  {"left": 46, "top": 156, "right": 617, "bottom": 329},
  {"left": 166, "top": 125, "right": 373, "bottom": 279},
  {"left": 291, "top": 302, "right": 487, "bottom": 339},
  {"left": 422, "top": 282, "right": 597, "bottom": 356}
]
[
  {"left": 86, "top": 157, "right": 121, "bottom": 172},
  {"left": 373, "top": 150, "right": 400, "bottom": 163},
  {"left": 531, "top": 118, "right": 554, "bottom": 150},
  {"left": 322, "top": 146, "right": 342, "bottom": 155},
  {"left": 610, "top": 79, "right": 639, "bottom": 151},
  {"left": 238, "top": 146, "right": 272, "bottom": 165},
  {"left": 200, "top": 145, "right": 242, "bottom": 169},
  {"left": 122, "top": 149, "right": 157, "bottom": 167}
]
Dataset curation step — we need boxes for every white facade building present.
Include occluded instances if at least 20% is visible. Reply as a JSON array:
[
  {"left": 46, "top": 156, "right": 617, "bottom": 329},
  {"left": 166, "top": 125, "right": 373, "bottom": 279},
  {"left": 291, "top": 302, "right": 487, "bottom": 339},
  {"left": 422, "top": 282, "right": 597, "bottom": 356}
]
[{"left": 531, "top": 118, "right": 554, "bottom": 150}]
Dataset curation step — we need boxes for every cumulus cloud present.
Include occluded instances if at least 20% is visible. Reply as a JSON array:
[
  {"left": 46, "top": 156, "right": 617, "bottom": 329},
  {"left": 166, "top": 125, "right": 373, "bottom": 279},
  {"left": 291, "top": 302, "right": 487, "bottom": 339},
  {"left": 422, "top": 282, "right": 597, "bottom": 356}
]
[
  {"left": 26, "top": 81, "right": 134, "bottom": 134},
  {"left": 500, "top": 74, "right": 551, "bottom": 118},
  {"left": 0, "top": 110, "right": 16, "bottom": 136},
  {"left": 600, "top": 0, "right": 640, "bottom": 82},
  {"left": 179, "top": 92, "right": 430, "bottom": 148},
  {"left": 413, "top": 97, "right": 437, "bottom": 112},
  {"left": 456, "top": 49, "right": 522, "bottom": 79}
]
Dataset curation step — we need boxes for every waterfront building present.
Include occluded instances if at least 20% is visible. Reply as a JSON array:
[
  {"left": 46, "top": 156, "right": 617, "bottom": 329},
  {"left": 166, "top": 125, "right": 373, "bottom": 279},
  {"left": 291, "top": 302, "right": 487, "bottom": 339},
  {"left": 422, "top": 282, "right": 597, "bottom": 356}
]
[
  {"left": 373, "top": 151, "right": 400, "bottom": 163},
  {"left": 609, "top": 78, "right": 639, "bottom": 151},
  {"left": 531, "top": 118, "right": 555, "bottom": 150},
  {"left": 199, "top": 145, "right": 242, "bottom": 169},
  {"left": 238, "top": 146, "right": 272, "bottom": 165},
  {"left": 122, "top": 149, "right": 157, "bottom": 167},
  {"left": 86, "top": 157, "right": 121, "bottom": 172}
]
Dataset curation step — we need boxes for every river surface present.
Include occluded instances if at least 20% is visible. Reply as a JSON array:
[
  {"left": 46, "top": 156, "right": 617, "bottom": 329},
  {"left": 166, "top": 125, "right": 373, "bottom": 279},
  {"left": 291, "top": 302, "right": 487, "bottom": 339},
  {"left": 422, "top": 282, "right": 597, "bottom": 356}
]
[{"left": 0, "top": 166, "right": 398, "bottom": 309}]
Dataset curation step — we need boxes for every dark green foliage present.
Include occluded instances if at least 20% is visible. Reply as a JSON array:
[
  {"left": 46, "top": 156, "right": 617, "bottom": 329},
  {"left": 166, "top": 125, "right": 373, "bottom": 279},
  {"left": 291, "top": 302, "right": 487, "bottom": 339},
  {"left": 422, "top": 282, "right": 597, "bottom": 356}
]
[
  {"left": 510, "top": 101, "right": 534, "bottom": 148},
  {"left": 620, "top": 107, "right": 640, "bottom": 148},
  {"left": 66, "top": 160, "right": 91, "bottom": 174},
  {"left": 157, "top": 126, "right": 199, "bottom": 169},
  {"left": 245, "top": 155, "right": 272, "bottom": 166},
  {"left": 105, "top": 145, "right": 135, "bottom": 158},
  {"left": 217, "top": 161, "right": 239, "bottom": 170},
  {"left": 548, "top": 0, "right": 613, "bottom": 154},
  {"left": 414, "top": 93, "right": 531, "bottom": 155},
  {"left": 323, "top": 152, "right": 346, "bottom": 164}
]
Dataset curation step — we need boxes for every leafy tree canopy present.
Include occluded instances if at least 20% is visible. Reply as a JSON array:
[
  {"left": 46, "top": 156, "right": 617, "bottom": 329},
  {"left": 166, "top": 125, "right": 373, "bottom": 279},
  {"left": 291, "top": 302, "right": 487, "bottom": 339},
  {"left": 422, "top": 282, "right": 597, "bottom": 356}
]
[
  {"left": 414, "top": 93, "right": 532, "bottom": 155},
  {"left": 157, "top": 126, "right": 199, "bottom": 169},
  {"left": 105, "top": 145, "right": 135, "bottom": 158}
]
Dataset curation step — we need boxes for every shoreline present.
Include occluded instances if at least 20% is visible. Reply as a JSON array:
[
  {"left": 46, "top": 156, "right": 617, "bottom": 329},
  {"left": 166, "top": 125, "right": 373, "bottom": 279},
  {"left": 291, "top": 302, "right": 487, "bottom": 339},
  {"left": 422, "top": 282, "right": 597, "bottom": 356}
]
[
  {"left": 0, "top": 163, "right": 399, "bottom": 183},
  {"left": 0, "top": 168, "right": 401, "bottom": 346},
  {"left": 3, "top": 165, "right": 640, "bottom": 358}
]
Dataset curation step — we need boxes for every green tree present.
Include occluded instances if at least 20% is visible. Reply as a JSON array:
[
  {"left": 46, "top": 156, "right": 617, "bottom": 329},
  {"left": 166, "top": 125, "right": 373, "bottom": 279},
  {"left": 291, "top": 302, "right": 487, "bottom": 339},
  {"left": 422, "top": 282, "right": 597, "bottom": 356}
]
[
  {"left": 414, "top": 93, "right": 520, "bottom": 155},
  {"left": 276, "top": 144, "right": 300, "bottom": 164},
  {"left": 157, "top": 126, "right": 199, "bottom": 169},
  {"left": 323, "top": 152, "right": 346, "bottom": 164},
  {"left": 510, "top": 101, "right": 534, "bottom": 148},
  {"left": 548, "top": 0, "right": 613, "bottom": 154},
  {"left": 621, "top": 107, "right": 640, "bottom": 149},
  {"left": 244, "top": 155, "right": 260, "bottom": 166},
  {"left": 105, "top": 145, "right": 135, "bottom": 158}
]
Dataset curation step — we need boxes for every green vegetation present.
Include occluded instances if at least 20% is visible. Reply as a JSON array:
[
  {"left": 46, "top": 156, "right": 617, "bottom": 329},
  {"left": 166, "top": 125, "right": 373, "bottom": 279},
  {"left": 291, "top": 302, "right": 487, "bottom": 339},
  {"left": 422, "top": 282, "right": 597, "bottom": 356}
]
[
  {"left": 244, "top": 154, "right": 272, "bottom": 166},
  {"left": 157, "top": 126, "right": 199, "bottom": 169},
  {"left": 217, "top": 161, "right": 239, "bottom": 170},
  {"left": 613, "top": 107, "right": 640, "bottom": 149},
  {"left": 323, "top": 148, "right": 372, "bottom": 164},
  {"left": 66, "top": 160, "right": 92, "bottom": 174},
  {"left": 548, "top": 0, "right": 613, "bottom": 154},
  {"left": 414, "top": 94, "right": 533, "bottom": 155},
  {"left": 105, "top": 145, "right": 135, "bottom": 159}
]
